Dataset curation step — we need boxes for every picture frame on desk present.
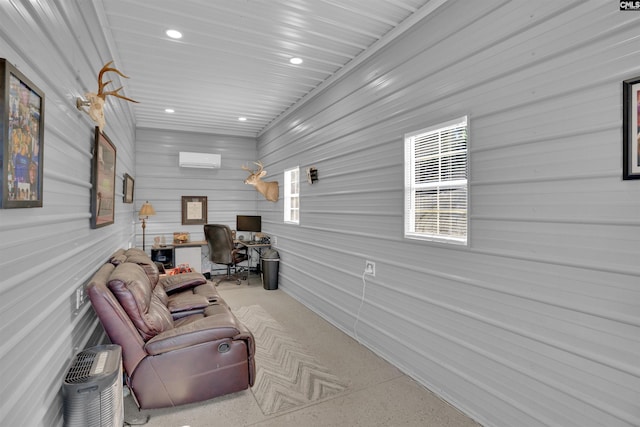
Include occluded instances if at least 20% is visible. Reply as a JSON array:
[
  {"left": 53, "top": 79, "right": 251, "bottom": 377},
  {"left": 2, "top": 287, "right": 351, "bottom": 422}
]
[
  {"left": 181, "top": 195, "right": 207, "bottom": 225},
  {"left": 0, "top": 58, "right": 45, "bottom": 208}
]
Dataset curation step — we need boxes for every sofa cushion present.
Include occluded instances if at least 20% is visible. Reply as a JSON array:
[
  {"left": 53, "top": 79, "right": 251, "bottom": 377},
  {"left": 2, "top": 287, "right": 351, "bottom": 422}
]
[
  {"left": 107, "top": 262, "right": 173, "bottom": 341},
  {"left": 152, "top": 283, "right": 169, "bottom": 306},
  {"left": 193, "top": 283, "right": 221, "bottom": 303},
  {"left": 124, "top": 247, "right": 147, "bottom": 257},
  {"left": 108, "top": 249, "right": 127, "bottom": 265},
  {"left": 144, "top": 313, "right": 243, "bottom": 355},
  {"left": 125, "top": 253, "right": 160, "bottom": 288}
]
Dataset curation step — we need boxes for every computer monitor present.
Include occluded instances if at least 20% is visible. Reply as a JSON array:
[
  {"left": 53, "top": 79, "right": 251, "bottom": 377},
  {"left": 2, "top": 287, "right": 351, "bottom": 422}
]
[{"left": 236, "top": 215, "right": 261, "bottom": 233}]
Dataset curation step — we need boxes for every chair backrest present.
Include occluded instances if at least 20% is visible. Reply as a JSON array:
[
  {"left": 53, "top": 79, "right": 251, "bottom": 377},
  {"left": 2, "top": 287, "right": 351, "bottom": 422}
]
[{"left": 204, "top": 224, "right": 234, "bottom": 265}]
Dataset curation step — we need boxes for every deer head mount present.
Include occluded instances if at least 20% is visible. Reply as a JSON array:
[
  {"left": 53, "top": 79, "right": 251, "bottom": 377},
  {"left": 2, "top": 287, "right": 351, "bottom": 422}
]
[
  {"left": 242, "top": 161, "right": 279, "bottom": 202},
  {"left": 76, "top": 61, "right": 139, "bottom": 131}
]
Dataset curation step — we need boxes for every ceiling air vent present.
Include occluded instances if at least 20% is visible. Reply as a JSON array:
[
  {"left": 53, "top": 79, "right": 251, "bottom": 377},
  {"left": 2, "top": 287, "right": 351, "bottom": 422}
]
[{"left": 179, "top": 152, "right": 221, "bottom": 169}]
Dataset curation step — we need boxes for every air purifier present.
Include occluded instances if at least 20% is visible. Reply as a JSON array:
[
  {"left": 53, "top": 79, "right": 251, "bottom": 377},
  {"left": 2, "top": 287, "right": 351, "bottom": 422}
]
[{"left": 62, "top": 344, "right": 123, "bottom": 427}]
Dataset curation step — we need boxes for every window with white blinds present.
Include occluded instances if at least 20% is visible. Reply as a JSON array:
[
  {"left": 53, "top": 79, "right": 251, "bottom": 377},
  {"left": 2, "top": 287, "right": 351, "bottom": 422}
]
[
  {"left": 404, "top": 116, "right": 468, "bottom": 245},
  {"left": 284, "top": 167, "right": 299, "bottom": 224}
]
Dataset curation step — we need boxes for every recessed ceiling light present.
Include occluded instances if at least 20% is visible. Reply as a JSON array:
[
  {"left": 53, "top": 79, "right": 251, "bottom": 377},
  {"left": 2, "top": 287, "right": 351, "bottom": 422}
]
[
  {"left": 289, "top": 57, "right": 303, "bottom": 65},
  {"left": 165, "top": 108, "right": 175, "bottom": 113},
  {"left": 238, "top": 117, "right": 247, "bottom": 121},
  {"left": 166, "top": 29, "right": 182, "bottom": 39}
]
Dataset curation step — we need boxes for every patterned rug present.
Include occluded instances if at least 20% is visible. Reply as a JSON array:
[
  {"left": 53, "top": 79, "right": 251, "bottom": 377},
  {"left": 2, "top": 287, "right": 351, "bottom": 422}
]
[{"left": 233, "top": 305, "right": 350, "bottom": 415}]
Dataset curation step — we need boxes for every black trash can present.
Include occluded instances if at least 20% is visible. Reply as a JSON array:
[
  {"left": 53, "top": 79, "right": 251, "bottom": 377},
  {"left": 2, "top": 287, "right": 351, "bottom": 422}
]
[{"left": 261, "top": 249, "right": 280, "bottom": 290}]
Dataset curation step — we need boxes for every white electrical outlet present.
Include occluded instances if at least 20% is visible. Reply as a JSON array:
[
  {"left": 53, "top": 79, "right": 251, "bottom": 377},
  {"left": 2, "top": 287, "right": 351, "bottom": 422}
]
[
  {"left": 75, "top": 288, "right": 84, "bottom": 310},
  {"left": 365, "top": 260, "right": 375, "bottom": 276},
  {"left": 271, "top": 236, "right": 277, "bottom": 245}
]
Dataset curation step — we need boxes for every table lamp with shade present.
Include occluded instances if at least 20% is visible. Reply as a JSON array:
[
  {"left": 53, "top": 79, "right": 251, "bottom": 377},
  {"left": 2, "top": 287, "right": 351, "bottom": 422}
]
[{"left": 138, "top": 201, "right": 156, "bottom": 250}]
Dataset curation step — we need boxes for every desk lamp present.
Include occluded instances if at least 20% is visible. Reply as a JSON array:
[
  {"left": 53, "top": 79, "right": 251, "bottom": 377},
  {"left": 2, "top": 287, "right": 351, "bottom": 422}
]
[{"left": 138, "top": 201, "right": 156, "bottom": 251}]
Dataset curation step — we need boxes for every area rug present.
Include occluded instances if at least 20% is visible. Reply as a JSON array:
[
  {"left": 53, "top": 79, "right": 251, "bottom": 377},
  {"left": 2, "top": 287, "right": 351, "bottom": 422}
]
[{"left": 233, "top": 305, "right": 350, "bottom": 415}]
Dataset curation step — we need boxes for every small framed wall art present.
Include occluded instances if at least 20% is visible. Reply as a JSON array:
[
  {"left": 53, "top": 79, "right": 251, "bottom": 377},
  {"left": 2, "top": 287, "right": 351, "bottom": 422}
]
[
  {"left": 0, "top": 58, "right": 45, "bottom": 208},
  {"left": 91, "top": 127, "right": 117, "bottom": 228},
  {"left": 623, "top": 75, "right": 640, "bottom": 179},
  {"left": 123, "top": 173, "right": 134, "bottom": 203},
  {"left": 181, "top": 195, "right": 207, "bottom": 225}
]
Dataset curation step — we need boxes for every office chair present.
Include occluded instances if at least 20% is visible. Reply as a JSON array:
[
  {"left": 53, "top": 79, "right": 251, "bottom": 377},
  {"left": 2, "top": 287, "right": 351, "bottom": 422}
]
[{"left": 204, "top": 224, "right": 248, "bottom": 285}]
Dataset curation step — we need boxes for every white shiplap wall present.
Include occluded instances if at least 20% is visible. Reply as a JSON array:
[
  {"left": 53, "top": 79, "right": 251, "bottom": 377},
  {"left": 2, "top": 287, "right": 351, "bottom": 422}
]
[
  {"left": 258, "top": 1, "right": 640, "bottom": 426},
  {"left": 2, "top": 1, "right": 638, "bottom": 426},
  {"left": 0, "top": 2, "right": 136, "bottom": 426},
  {"left": 133, "top": 128, "right": 258, "bottom": 254}
]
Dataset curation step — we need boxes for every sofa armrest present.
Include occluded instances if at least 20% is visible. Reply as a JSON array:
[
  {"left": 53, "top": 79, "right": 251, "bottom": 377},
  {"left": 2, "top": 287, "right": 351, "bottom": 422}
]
[
  {"left": 160, "top": 272, "right": 207, "bottom": 294},
  {"left": 167, "top": 293, "right": 210, "bottom": 313},
  {"left": 144, "top": 314, "right": 242, "bottom": 355}
]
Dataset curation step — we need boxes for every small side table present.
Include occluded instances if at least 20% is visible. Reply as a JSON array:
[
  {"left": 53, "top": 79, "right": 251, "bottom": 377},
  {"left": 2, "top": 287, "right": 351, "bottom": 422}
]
[{"left": 151, "top": 246, "right": 174, "bottom": 268}]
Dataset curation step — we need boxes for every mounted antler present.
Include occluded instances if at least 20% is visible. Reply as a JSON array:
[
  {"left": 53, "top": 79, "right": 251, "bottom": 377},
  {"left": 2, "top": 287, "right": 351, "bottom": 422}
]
[
  {"left": 96, "top": 61, "right": 139, "bottom": 104},
  {"left": 77, "top": 61, "right": 139, "bottom": 130},
  {"left": 242, "top": 161, "right": 279, "bottom": 202},
  {"left": 241, "top": 160, "right": 264, "bottom": 175}
]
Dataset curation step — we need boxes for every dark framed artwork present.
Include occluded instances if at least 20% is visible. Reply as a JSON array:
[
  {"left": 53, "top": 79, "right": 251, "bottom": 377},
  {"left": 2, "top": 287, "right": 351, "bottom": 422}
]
[
  {"left": 623, "top": 76, "right": 640, "bottom": 179},
  {"left": 0, "top": 58, "right": 45, "bottom": 208},
  {"left": 181, "top": 195, "right": 207, "bottom": 225},
  {"left": 91, "top": 127, "right": 117, "bottom": 228},
  {"left": 123, "top": 173, "right": 134, "bottom": 203}
]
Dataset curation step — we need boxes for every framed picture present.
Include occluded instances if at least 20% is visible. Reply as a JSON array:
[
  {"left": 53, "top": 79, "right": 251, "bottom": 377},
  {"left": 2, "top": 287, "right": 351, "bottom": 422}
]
[
  {"left": 123, "top": 173, "right": 134, "bottom": 203},
  {"left": 623, "top": 76, "right": 640, "bottom": 179},
  {"left": 91, "top": 127, "right": 117, "bottom": 228},
  {"left": 0, "top": 58, "right": 45, "bottom": 208},
  {"left": 181, "top": 195, "right": 207, "bottom": 225}
]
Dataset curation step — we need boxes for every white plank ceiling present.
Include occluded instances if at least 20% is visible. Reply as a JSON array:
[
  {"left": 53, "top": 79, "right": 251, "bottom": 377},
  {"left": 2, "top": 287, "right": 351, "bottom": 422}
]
[{"left": 97, "top": 0, "right": 434, "bottom": 137}]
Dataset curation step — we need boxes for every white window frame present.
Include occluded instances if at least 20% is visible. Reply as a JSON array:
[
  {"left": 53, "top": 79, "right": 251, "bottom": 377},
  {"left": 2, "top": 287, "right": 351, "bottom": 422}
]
[
  {"left": 404, "top": 116, "right": 469, "bottom": 245},
  {"left": 284, "top": 166, "right": 300, "bottom": 224}
]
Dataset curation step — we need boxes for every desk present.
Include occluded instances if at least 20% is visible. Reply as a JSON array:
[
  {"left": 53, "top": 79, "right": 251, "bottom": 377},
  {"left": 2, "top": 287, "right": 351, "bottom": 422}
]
[
  {"left": 155, "top": 240, "right": 270, "bottom": 281},
  {"left": 151, "top": 241, "right": 207, "bottom": 272},
  {"left": 235, "top": 240, "right": 271, "bottom": 283},
  {"left": 174, "top": 241, "right": 207, "bottom": 273}
]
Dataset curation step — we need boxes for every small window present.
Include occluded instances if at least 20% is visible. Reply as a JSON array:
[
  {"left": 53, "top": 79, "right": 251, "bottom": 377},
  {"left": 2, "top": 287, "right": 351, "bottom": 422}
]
[
  {"left": 284, "top": 167, "right": 299, "bottom": 224},
  {"left": 404, "top": 116, "right": 468, "bottom": 245}
]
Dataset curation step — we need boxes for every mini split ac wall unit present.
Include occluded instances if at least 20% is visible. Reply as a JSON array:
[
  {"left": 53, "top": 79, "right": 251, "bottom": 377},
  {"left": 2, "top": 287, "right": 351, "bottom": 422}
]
[{"left": 179, "top": 152, "right": 221, "bottom": 169}]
